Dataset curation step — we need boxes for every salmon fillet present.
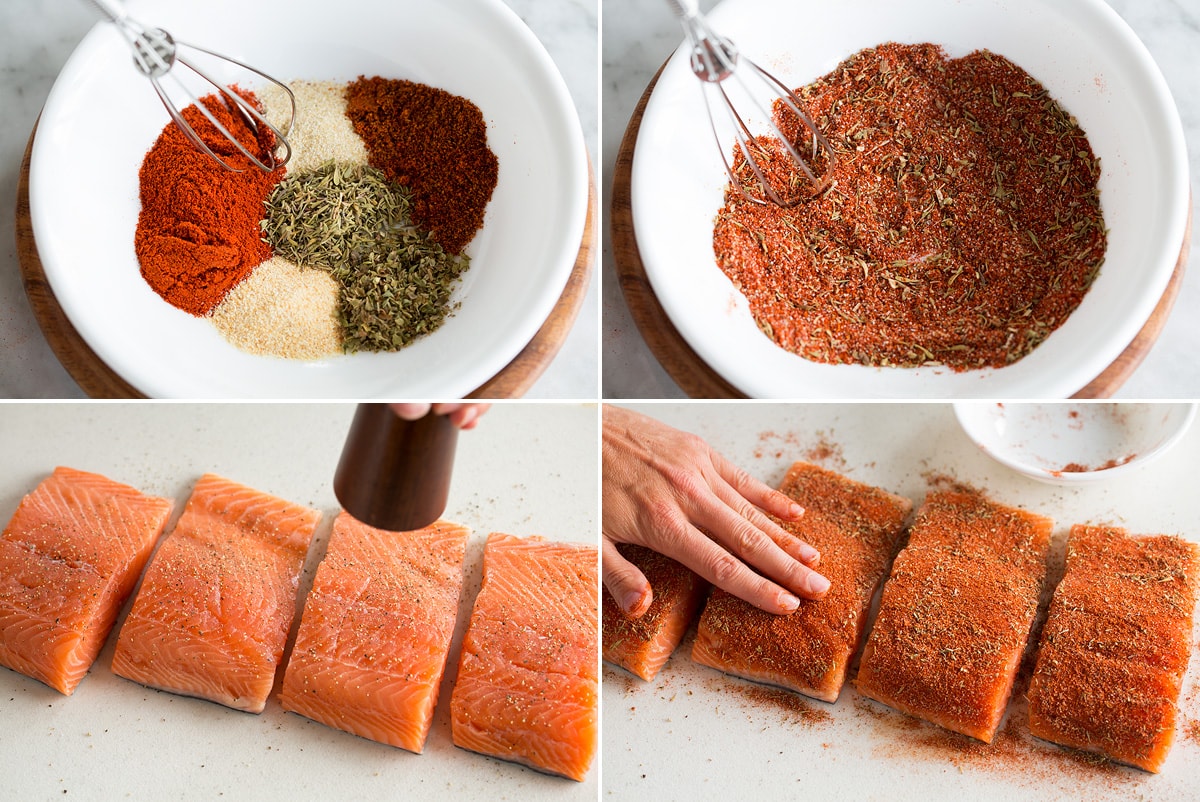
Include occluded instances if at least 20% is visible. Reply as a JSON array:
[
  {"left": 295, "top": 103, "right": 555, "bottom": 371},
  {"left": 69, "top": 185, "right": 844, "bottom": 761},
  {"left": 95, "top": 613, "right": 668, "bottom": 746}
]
[
  {"left": 111, "top": 474, "right": 320, "bottom": 713},
  {"left": 602, "top": 544, "right": 708, "bottom": 681},
  {"left": 1027, "top": 524, "right": 1200, "bottom": 772},
  {"left": 0, "top": 467, "right": 173, "bottom": 695},
  {"left": 692, "top": 463, "right": 910, "bottom": 701},
  {"left": 856, "top": 489, "right": 1052, "bottom": 742},
  {"left": 450, "top": 533, "right": 598, "bottom": 781},
  {"left": 280, "top": 512, "right": 470, "bottom": 752}
]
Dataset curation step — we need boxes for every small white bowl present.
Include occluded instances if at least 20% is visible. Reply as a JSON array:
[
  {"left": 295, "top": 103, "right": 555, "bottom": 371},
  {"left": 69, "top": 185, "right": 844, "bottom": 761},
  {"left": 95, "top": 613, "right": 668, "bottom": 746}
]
[
  {"left": 30, "top": 0, "right": 588, "bottom": 398},
  {"left": 954, "top": 402, "right": 1196, "bottom": 485},
  {"left": 632, "top": 0, "right": 1189, "bottom": 398}
]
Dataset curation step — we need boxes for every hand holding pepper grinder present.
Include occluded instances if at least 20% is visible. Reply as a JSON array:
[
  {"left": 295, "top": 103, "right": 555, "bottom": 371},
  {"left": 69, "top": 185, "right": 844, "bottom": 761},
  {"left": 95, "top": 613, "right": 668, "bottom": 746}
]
[{"left": 334, "top": 403, "right": 484, "bottom": 532}]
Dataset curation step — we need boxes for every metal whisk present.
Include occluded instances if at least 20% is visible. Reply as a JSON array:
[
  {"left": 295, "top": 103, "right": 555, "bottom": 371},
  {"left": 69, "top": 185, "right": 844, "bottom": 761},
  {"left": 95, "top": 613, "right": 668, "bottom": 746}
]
[
  {"left": 85, "top": 0, "right": 295, "bottom": 172},
  {"left": 666, "top": 0, "right": 835, "bottom": 206}
]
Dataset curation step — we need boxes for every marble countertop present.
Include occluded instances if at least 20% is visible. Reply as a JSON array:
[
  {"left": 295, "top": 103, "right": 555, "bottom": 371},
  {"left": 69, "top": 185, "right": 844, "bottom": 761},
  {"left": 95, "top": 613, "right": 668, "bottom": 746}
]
[
  {"left": 602, "top": 0, "right": 1200, "bottom": 399},
  {"left": 0, "top": 0, "right": 597, "bottom": 399}
]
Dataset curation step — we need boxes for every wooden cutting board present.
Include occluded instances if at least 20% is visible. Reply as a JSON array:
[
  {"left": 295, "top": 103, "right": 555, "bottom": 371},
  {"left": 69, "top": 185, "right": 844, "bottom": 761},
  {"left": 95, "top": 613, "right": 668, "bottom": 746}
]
[
  {"left": 610, "top": 65, "right": 1191, "bottom": 399},
  {"left": 15, "top": 123, "right": 595, "bottom": 399}
]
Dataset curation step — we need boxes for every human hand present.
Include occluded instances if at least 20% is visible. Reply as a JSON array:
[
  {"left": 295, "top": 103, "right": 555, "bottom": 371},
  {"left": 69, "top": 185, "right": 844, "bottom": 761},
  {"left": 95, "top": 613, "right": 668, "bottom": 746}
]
[
  {"left": 389, "top": 403, "right": 491, "bottom": 430},
  {"left": 603, "top": 405, "right": 829, "bottom": 618}
]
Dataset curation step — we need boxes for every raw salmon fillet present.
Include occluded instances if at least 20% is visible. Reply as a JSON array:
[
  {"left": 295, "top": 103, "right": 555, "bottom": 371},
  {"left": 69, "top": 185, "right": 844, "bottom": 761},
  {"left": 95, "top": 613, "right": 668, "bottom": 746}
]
[
  {"left": 111, "top": 474, "right": 320, "bottom": 713},
  {"left": 1027, "top": 524, "right": 1200, "bottom": 772},
  {"left": 602, "top": 544, "right": 708, "bottom": 681},
  {"left": 692, "top": 463, "right": 910, "bottom": 701},
  {"left": 280, "top": 512, "right": 470, "bottom": 752},
  {"left": 856, "top": 489, "right": 1052, "bottom": 742},
  {"left": 450, "top": 533, "right": 598, "bottom": 781},
  {"left": 0, "top": 467, "right": 173, "bottom": 695}
]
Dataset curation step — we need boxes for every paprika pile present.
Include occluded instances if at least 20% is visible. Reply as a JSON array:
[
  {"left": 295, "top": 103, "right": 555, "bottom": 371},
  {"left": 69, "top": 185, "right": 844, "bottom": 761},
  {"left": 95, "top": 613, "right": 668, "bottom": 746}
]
[{"left": 135, "top": 89, "right": 283, "bottom": 317}]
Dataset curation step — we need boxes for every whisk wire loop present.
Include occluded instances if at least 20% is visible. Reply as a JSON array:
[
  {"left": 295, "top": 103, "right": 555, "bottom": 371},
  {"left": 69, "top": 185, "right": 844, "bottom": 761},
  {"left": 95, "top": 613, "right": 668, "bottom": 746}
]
[{"left": 85, "top": 0, "right": 296, "bottom": 173}]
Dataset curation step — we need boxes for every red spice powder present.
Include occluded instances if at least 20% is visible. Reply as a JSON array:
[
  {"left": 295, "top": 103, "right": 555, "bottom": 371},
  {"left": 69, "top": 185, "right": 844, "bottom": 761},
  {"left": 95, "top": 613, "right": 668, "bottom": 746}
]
[
  {"left": 713, "top": 43, "right": 1106, "bottom": 371},
  {"left": 345, "top": 76, "right": 498, "bottom": 255},
  {"left": 135, "top": 90, "right": 282, "bottom": 316}
]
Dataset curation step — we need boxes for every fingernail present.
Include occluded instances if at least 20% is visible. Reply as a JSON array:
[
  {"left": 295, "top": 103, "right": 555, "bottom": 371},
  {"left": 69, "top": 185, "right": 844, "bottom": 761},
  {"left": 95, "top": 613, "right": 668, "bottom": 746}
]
[
  {"left": 801, "top": 545, "right": 820, "bottom": 565},
  {"left": 789, "top": 503, "right": 805, "bottom": 518},
  {"left": 806, "top": 572, "right": 831, "bottom": 596},
  {"left": 780, "top": 593, "right": 800, "bottom": 613},
  {"left": 623, "top": 589, "right": 649, "bottom": 617}
]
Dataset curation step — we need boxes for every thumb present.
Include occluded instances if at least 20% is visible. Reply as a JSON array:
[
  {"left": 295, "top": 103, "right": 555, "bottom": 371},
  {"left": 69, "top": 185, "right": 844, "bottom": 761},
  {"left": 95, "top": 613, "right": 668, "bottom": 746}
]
[{"left": 602, "top": 538, "right": 653, "bottom": 618}]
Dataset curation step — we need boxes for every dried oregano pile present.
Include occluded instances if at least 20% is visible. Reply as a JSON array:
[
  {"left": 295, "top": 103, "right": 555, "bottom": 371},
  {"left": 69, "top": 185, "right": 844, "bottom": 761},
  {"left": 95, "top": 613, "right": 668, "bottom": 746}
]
[{"left": 261, "top": 162, "right": 468, "bottom": 352}]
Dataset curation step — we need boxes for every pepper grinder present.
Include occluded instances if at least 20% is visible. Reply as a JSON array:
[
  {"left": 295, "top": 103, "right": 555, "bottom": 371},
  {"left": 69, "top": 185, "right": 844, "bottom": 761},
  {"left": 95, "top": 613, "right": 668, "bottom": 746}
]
[{"left": 333, "top": 403, "right": 459, "bottom": 531}]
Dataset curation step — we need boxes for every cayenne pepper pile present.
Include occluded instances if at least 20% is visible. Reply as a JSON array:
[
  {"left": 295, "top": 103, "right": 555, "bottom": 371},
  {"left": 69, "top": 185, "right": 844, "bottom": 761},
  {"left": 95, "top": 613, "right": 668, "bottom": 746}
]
[
  {"left": 345, "top": 76, "right": 499, "bottom": 255},
  {"left": 136, "top": 89, "right": 282, "bottom": 316},
  {"left": 714, "top": 43, "right": 1107, "bottom": 370}
]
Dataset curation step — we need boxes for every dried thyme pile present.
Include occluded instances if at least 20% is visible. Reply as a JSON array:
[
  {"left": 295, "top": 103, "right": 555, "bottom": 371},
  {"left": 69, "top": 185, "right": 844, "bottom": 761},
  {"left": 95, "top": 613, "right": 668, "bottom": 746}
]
[
  {"left": 262, "top": 161, "right": 468, "bottom": 352},
  {"left": 714, "top": 42, "right": 1107, "bottom": 371}
]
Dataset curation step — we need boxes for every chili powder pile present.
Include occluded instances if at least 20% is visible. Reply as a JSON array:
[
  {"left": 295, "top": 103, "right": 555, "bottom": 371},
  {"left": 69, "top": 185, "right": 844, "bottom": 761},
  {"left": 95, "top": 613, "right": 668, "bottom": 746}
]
[
  {"left": 713, "top": 43, "right": 1107, "bottom": 370},
  {"left": 345, "top": 76, "right": 498, "bottom": 255}
]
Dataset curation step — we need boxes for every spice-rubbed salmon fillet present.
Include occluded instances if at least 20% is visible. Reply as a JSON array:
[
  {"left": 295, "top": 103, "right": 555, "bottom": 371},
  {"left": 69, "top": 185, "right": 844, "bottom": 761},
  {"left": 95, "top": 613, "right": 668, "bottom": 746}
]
[
  {"left": 280, "top": 512, "right": 469, "bottom": 752},
  {"left": 111, "top": 474, "right": 320, "bottom": 713},
  {"left": 602, "top": 544, "right": 708, "bottom": 682},
  {"left": 856, "top": 489, "right": 1052, "bottom": 742},
  {"left": 691, "top": 463, "right": 910, "bottom": 702},
  {"left": 1027, "top": 524, "right": 1200, "bottom": 772},
  {"left": 0, "top": 467, "right": 173, "bottom": 695},
  {"left": 450, "top": 533, "right": 598, "bottom": 781}
]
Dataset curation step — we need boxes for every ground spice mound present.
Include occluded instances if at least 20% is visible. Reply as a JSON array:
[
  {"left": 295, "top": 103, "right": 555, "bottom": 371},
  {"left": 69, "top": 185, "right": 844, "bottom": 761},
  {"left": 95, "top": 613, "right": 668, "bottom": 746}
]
[
  {"left": 714, "top": 42, "right": 1106, "bottom": 370},
  {"left": 136, "top": 90, "right": 283, "bottom": 316},
  {"left": 345, "top": 76, "right": 498, "bottom": 255}
]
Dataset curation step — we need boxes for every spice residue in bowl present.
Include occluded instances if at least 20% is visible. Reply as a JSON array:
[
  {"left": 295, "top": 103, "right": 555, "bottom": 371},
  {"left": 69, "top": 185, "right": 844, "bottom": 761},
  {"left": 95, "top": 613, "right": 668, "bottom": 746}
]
[
  {"left": 714, "top": 43, "right": 1106, "bottom": 371},
  {"left": 134, "top": 77, "right": 499, "bottom": 360}
]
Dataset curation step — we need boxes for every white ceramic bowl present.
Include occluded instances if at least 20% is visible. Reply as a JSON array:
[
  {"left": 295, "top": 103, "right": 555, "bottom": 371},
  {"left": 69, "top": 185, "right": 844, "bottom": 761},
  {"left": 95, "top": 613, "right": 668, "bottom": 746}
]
[
  {"left": 954, "top": 402, "right": 1196, "bottom": 484},
  {"left": 631, "top": 0, "right": 1188, "bottom": 398},
  {"left": 30, "top": 0, "right": 588, "bottom": 398}
]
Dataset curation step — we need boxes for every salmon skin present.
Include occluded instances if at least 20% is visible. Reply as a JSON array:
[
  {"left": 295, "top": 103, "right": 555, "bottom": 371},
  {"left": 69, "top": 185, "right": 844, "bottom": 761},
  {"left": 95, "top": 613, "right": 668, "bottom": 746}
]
[
  {"left": 856, "top": 489, "right": 1052, "bottom": 742},
  {"left": 0, "top": 467, "right": 173, "bottom": 695},
  {"left": 1027, "top": 524, "right": 1200, "bottom": 772},
  {"left": 280, "top": 512, "right": 470, "bottom": 753},
  {"left": 692, "top": 463, "right": 910, "bottom": 702},
  {"left": 602, "top": 544, "right": 708, "bottom": 681},
  {"left": 111, "top": 474, "right": 320, "bottom": 713},
  {"left": 450, "top": 533, "right": 598, "bottom": 781}
]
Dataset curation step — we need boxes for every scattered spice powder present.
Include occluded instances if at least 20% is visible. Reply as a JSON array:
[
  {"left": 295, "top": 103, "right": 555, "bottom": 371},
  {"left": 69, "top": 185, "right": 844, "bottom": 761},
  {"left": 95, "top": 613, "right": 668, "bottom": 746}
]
[
  {"left": 1059, "top": 455, "right": 1136, "bottom": 473},
  {"left": 714, "top": 43, "right": 1106, "bottom": 370},
  {"left": 345, "top": 76, "right": 499, "bottom": 255},
  {"left": 136, "top": 89, "right": 283, "bottom": 316}
]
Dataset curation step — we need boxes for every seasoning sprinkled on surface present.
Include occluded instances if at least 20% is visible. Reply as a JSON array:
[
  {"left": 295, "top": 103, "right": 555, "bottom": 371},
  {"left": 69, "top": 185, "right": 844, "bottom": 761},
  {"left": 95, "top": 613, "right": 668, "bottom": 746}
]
[
  {"left": 692, "top": 463, "right": 910, "bottom": 702},
  {"left": 714, "top": 42, "right": 1106, "bottom": 370},
  {"left": 855, "top": 488, "right": 1053, "bottom": 742},
  {"left": 1026, "top": 524, "right": 1200, "bottom": 773},
  {"left": 603, "top": 544, "right": 708, "bottom": 682}
]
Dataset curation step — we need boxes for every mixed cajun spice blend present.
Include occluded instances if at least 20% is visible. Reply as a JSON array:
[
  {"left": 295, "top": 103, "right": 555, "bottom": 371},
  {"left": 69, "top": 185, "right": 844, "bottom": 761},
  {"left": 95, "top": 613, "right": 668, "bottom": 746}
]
[{"left": 714, "top": 43, "right": 1106, "bottom": 371}]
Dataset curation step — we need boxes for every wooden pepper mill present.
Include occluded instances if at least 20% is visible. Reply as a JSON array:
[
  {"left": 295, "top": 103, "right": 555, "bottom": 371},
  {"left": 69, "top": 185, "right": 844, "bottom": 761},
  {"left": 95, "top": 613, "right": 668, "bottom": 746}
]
[{"left": 333, "top": 403, "right": 458, "bottom": 531}]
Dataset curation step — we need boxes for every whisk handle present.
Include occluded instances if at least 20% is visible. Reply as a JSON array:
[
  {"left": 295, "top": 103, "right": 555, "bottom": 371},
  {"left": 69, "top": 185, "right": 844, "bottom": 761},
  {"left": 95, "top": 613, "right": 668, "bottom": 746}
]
[
  {"left": 84, "top": 0, "right": 128, "bottom": 23},
  {"left": 664, "top": 0, "right": 700, "bottom": 18}
]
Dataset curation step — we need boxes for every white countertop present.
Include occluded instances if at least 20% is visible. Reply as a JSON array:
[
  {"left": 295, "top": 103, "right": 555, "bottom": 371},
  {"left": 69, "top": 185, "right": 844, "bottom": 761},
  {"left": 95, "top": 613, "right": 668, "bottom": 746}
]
[
  {"left": 0, "top": 0, "right": 598, "bottom": 399},
  {"left": 602, "top": 0, "right": 1200, "bottom": 399},
  {"left": 604, "top": 401, "right": 1200, "bottom": 800},
  {"left": 0, "top": 402, "right": 598, "bottom": 799}
]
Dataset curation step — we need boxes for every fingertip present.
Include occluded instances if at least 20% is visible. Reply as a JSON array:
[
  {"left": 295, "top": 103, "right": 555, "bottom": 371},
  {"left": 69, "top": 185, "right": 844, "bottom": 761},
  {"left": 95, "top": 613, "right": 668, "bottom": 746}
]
[
  {"left": 800, "top": 545, "right": 821, "bottom": 566},
  {"left": 804, "top": 571, "right": 831, "bottom": 599},
  {"left": 623, "top": 586, "right": 653, "bottom": 618},
  {"left": 787, "top": 503, "right": 805, "bottom": 520},
  {"left": 779, "top": 592, "right": 800, "bottom": 614}
]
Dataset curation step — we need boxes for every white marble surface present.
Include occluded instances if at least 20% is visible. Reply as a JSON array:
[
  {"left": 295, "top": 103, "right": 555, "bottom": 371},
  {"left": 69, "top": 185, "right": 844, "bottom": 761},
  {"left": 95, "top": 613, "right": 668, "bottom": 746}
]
[
  {"left": 602, "top": 0, "right": 1200, "bottom": 399},
  {"left": 0, "top": 0, "right": 597, "bottom": 399}
]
